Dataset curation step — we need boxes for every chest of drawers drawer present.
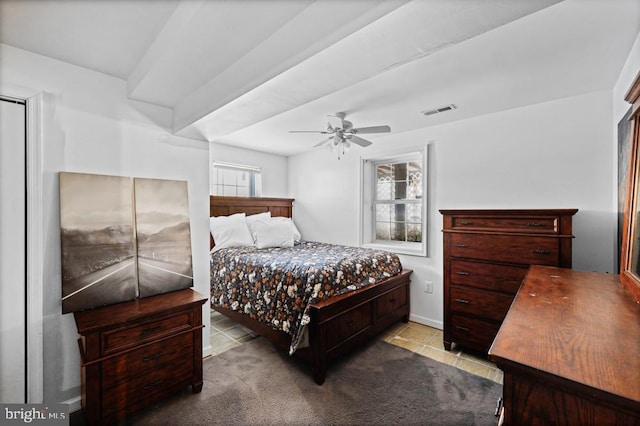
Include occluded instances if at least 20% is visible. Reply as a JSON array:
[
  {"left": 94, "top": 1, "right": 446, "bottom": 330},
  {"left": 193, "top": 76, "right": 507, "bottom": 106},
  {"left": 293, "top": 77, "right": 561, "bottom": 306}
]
[
  {"left": 450, "top": 216, "right": 558, "bottom": 233},
  {"left": 449, "top": 259, "right": 526, "bottom": 294},
  {"left": 449, "top": 287, "right": 513, "bottom": 322},
  {"left": 449, "top": 233, "right": 560, "bottom": 265},
  {"left": 450, "top": 315, "right": 501, "bottom": 352}
]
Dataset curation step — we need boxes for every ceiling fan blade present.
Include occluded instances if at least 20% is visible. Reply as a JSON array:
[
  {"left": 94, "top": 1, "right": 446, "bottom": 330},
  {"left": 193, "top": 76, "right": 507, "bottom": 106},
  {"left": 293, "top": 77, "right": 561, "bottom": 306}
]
[
  {"left": 313, "top": 137, "right": 332, "bottom": 148},
  {"left": 351, "top": 125, "right": 391, "bottom": 134},
  {"left": 289, "top": 130, "right": 330, "bottom": 134},
  {"left": 349, "top": 135, "right": 373, "bottom": 147}
]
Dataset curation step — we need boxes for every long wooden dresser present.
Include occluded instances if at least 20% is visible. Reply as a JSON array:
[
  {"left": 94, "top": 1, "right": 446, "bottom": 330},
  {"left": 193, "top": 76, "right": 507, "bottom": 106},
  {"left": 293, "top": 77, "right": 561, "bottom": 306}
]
[
  {"left": 489, "top": 265, "right": 640, "bottom": 425},
  {"left": 440, "top": 209, "right": 577, "bottom": 353}
]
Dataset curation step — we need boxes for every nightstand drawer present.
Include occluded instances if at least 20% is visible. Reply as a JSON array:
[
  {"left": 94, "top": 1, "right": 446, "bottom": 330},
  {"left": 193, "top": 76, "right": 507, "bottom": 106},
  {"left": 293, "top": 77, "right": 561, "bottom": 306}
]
[
  {"left": 450, "top": 315, "right": 500, "bottom": 352},
  {"left": 102, "top": 310, "right": 193, "bottom": 355},
  {"left": 451, "top": 216, "right": 557, "bottom": 233},
  {"left": 450, "top": 259, "right": 526, "bottom": 294},
  {"left": 101, "top": 332, "right": 194, "bottom": 389},
  {"left": 102, "top": 356, "right": 194, "bottom": 417},
  {"left": 450, "top": 234, "right": 559, "bottom": 265},
  {"left": 449, "top": 287, "right": 513, "bottom": 321}
]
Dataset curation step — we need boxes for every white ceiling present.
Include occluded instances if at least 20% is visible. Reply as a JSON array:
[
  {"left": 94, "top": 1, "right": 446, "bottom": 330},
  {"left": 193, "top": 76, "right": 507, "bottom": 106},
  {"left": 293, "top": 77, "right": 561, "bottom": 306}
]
[{"left": 1, "top": 0, "right": 639, "bottom": 156}]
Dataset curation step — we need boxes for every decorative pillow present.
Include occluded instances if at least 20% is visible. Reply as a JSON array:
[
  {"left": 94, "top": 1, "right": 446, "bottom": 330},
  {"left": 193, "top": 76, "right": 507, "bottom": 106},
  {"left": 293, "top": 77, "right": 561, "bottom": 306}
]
[
  {"left": 269, "top": 216, "right": 302, "bottom": 241},
  {"left": 253, "top": 218, "right": 295, "bottom": 249},
  {"left": 209, "top": 213, "right": 254, "bottom": 252},
  {"left": 245, "top": 211, "right": 271, "bottom": 242}
]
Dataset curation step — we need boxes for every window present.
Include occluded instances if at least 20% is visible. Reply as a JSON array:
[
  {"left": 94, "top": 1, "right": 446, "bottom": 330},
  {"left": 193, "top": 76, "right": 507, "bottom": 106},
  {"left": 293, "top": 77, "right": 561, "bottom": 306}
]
[
  {"left": 210, "top": 162, "right": 262, "bottom": 197},
  {"left": 360, "top": 147, "right": 427, "bottom": 256}
]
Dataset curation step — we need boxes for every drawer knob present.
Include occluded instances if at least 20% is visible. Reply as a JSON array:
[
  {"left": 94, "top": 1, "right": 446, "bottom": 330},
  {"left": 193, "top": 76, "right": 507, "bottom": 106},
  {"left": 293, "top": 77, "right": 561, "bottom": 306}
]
[
  {"left": 143, "top": 352, "right": 164, "bottom": 362},
  {"left": 527, "top": 222, "right": 543, "bottom": 227},
  {"left": 455, "top": 325, "right": 470, "bottom": 332},
  {"left": 454, "top": 271, "right": 470, "bottom": 276},
  {"left": 531, "top": 249, "right": 551, "bottom": 255},
  {"left": 141, "top": 326, "right": 161, "bottom": 336},
  {"left": 454, "top": 298, "right": 470, "bottom": 304},
  {"left": 455, "top": 243, "right": 470, "bottom": 248},
  {"left": 459, "top": 221, "right": 473, "bottom": 225}
]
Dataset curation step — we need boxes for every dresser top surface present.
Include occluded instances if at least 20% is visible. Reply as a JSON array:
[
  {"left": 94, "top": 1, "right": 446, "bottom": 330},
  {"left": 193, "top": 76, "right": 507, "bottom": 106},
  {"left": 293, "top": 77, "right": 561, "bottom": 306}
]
[
  {"left": 74, "top": 288, "right": 207, "bottom": 334},
  {"left": 489, "top": 265, "right": 640, "bottom": 404},
  {"left": 439, "top": 208, "right": 578, "bottom": 216}
]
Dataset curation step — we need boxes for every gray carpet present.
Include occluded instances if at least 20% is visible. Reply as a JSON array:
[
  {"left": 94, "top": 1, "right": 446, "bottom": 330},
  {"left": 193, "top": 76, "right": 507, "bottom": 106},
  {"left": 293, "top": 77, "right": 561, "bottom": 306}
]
[{"left": 131, "top": 337, "right": 502, "bottom": 425}]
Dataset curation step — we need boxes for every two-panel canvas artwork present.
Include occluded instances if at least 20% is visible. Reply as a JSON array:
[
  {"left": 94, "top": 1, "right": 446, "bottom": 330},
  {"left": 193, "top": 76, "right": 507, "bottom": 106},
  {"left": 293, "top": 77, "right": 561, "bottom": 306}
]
[{"left": 59, "top": 172, "right": 193, "bottom": 313}]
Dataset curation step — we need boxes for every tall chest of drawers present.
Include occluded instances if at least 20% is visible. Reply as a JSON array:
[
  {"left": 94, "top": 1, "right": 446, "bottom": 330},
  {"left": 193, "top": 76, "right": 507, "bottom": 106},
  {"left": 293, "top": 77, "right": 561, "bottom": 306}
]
[
  {"left": 74, "top": 289, "right": 207, "bottom": 425},
  {"left": 440, "top": 209, "right": 577, "bottom": 353}
]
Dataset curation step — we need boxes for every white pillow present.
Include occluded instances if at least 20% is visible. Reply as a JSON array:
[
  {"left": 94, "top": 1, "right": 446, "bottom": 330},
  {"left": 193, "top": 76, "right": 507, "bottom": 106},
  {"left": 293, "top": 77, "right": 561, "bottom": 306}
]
[
  {"left": 246, "top": 212, "right": 271, "bottom": 242},
  {"left": 269, "top": 216, "right": 302, "bottom": 241},
  {"left": 253, "top": 218, "right": 295, "bottom": 249},
  {"left": 209, "top": 213, "right": 254, "bottom": 252}
]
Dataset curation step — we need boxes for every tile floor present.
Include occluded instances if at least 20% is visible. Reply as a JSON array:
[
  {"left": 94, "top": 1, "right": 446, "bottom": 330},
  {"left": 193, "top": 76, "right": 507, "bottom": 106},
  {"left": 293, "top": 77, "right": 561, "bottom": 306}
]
[{"left": 210, "top": 311, "right": 503, "bottom": 384}]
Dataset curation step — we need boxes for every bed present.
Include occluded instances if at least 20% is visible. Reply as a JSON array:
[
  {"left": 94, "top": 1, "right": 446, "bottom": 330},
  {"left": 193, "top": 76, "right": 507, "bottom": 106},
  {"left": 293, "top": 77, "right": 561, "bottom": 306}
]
[{"left": 209, "top": 196, "right": 412, "bottom": 384}]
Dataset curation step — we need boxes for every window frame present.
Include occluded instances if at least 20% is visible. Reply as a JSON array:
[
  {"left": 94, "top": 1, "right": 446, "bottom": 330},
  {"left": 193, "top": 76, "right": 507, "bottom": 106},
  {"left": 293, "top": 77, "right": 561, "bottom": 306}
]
[{"left": 359, "top": 145, "right": 428, "bottom": 257}]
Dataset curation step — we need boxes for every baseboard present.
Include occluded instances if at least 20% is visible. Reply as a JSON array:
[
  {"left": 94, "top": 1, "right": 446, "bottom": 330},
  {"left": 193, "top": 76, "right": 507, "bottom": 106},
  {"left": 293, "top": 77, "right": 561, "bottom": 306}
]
[
  {"left": 62, "top": 395, "right": 82, "bottom": 413},
  {"left": 408, "top": 313, "right": 443, "bottom": 330},
  {"left": 202, "top": 344, "right": 213, "bottom": 358}
]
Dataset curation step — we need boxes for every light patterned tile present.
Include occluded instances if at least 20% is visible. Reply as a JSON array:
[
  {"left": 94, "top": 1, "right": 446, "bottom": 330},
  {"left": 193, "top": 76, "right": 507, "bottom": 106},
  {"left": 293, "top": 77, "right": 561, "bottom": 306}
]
[
  {"left": 390, "top": 337, "right": 425, "bottom": 354},
  {"left": 454, "top": 357, "right": 496, "bottom": 380},
  {"left": 418, "top": 345, "right": 459, "bottom": 366}
]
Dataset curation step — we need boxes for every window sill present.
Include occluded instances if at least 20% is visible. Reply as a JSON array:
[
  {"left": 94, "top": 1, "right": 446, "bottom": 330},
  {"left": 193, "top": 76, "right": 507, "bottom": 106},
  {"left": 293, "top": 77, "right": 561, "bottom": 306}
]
[{"left": 361, "top": 242, "right": 427, "bottom": 257}]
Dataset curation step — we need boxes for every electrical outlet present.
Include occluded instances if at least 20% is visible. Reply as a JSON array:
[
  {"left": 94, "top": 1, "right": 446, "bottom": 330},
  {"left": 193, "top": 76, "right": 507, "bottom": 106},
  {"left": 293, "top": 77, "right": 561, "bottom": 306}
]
[{"left": 424, "top": 281, "right": 433, "bottom": 293}]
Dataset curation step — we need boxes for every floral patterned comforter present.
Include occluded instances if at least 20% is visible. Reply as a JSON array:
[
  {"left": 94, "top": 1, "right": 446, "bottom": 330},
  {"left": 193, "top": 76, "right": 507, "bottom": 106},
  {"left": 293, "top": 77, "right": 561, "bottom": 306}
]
[{"left": 210, "top": 241, "right": 402, "bottom": 354}]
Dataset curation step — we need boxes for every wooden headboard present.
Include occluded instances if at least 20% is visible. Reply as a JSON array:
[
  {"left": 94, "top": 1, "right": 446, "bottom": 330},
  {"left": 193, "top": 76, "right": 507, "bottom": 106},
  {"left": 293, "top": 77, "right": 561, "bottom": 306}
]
[{"left": 209, "top": 196, "right": 294, "bottom": 249}]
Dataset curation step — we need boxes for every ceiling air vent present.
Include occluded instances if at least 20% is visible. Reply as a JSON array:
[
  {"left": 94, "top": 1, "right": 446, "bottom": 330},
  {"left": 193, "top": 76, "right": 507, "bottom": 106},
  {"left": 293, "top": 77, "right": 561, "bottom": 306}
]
[{"left": 421, "top": 104, "right": 456, "bottom": 116}]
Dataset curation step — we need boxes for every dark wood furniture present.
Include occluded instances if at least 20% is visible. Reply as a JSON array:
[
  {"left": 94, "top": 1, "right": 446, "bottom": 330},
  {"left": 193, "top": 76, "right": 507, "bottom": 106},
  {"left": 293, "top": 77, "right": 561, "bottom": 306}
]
[
  {"left": 74, "top": 289, "right": 207, "bottom": 425},
  {"left": 210, "top": 195, "right": 412, "bottom": 384},
  {"left": 489, "top": 265, "right": 640, "bottom": 425},
  {"left": 620, "top": 69, "right": 640, "bottom": 303},
  {"left": 440, "top": 209, "right": 577, "bottom": 353}
]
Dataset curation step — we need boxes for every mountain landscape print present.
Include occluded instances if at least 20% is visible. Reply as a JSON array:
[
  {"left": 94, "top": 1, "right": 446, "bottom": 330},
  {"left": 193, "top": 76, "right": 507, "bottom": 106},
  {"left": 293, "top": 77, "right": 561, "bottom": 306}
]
[
  {"left": 134, "top": 178, "right": 193, "bottom": 298},
  {"left": 60, "top": 173, "right": 137, "bottom": 313}
]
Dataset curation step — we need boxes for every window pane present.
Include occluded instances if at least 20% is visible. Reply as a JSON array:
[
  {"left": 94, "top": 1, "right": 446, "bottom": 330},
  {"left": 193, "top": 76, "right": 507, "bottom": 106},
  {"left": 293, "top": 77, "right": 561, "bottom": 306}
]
[
  {"left": 393, "top": 180, "right": 406, "bottom": 200},
  {"left": 407, "top": 224, "right": 422, "bottom": 242},
  {"left": 376, "top": 222, "right": 390, "bottom": 240},
  {"left": 236, "top": 186, "right": 250, "bottom": 197},
  {"left": 393, "top": 163, "right": 407, "bottom": 181},
  {"left": 377, "top": 164, "right": 392, "bottom": 181},
  {"left": 222, "top": 185, "right": 236, "bottom": 196},
  {"left": 391, "top": 204, "right": 405, "bottom": 222},
  {"left": 391, "top": 223, "right": 406, "bottom": 241},
  {"left": 377, "top": 181, "right": 392, "bottom": 200},
  {"left": 376, "top": 204, "right": 390, "bottom": 222},
  {"left": 221, "top": 169, "right": 237, "bottom": 185},
  {"left": 407, "top": 204, "right": 421, "bottom": 223},
  {"left": 408, "top": 161, "right": 422, "bottom": 199}
]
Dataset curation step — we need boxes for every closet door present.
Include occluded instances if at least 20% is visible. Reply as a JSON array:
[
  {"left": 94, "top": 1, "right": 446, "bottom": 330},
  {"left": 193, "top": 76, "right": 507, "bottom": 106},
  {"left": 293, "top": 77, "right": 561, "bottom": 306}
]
[{"left": 0, "top": 98, "right": 26, "bottom": 402}]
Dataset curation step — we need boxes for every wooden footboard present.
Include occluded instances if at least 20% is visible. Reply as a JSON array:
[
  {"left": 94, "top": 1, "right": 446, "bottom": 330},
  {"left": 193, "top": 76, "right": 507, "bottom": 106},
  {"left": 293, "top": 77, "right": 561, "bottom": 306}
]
[{"left": 212, "top": 269, "right": 412, "bottom": 384}]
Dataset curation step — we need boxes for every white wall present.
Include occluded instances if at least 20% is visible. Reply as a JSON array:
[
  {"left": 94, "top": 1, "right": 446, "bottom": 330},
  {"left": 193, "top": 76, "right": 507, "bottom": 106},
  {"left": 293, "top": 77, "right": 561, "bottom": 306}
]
[
  {"left": 0, "top": 44, "right": 210, "bottom": 406},
  {"left": 209, "top": 142, "right": 288, "bottom": 197},
  {"left": 289, "top": 90, "right": 616, "bottom": 329}
]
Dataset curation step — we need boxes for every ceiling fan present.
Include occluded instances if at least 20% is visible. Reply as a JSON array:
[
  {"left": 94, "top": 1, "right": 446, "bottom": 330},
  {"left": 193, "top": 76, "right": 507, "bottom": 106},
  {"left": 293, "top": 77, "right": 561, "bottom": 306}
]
[{"left": 289, "top": 112, "right": 391, "bottom": 159}]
